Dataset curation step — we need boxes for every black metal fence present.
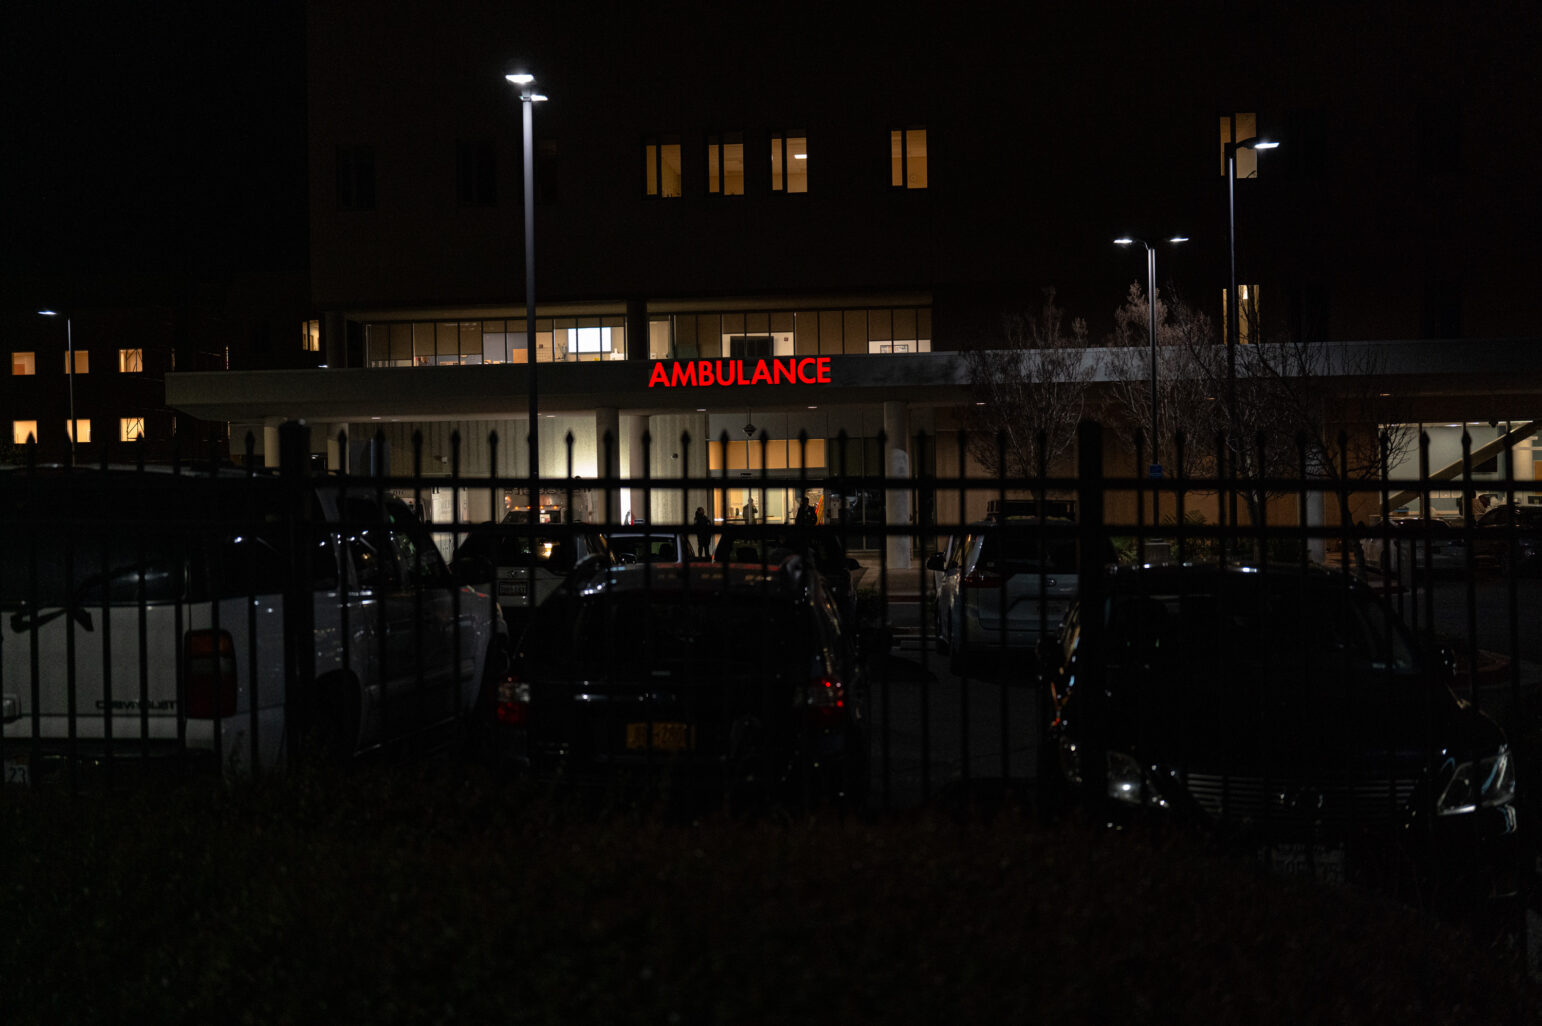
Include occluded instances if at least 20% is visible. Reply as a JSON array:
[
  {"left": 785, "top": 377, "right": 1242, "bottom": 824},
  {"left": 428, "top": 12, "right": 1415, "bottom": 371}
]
[{"left": 4, "top": 420, "right": 1540, "bottom": 933}]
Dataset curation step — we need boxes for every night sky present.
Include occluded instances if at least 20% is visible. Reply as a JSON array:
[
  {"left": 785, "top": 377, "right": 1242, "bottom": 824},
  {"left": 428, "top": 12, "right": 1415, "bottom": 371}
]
[{"left": 2, "top": 1, "right": 307, "bottom": 304}]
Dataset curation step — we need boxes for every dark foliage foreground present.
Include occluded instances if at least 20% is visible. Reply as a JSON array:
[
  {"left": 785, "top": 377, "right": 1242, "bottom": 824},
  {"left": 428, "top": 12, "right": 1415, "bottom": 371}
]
[{"left": 3, "top": 763, "right": 1537, "bottom": 1026}]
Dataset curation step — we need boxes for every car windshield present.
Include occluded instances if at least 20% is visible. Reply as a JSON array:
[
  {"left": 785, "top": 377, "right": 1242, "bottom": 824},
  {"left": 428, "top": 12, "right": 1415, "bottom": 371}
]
[{"left": 1103, "top": 576, "right": 1419, "bottom": 678}]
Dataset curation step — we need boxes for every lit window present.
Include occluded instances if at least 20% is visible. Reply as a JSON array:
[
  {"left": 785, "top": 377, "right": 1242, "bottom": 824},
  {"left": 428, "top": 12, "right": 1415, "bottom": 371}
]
[
  {"left": 301, "top": 320, "right": 320, "bottom": 353},
  {"left": 567, "top": 326, "right": 612, "bottom": 354},
  {"left": 1220, "top": 113, "right": 1260, "bottom": 178},
  {"left": 120, "top": 418, "right": 145, "bottom": 442},
  {"left": 13, "top": 420, "right": 37, "bottom": 445},
  {"left": 771, "top": 132, "right": 808, "bottom": 193},
  {"left": 68, "top": 419, "right": 91, "bottom": 444},
  {"left": 118, "top": 348, "right": 143, "bottom": 372},
  {"left": 11, "top": 352, "right": 35, "bottom": 375},
  {"left": 66, "top": 351, "right": 89, "bottom": 374},
  {"left": 707, "top": 132, "right": 745, "bottom": 196},
  {"left": 1222, "top": 285, "right": 1263, "bottom": 345},
  {"left": 644, "top": 135, "right": 682, "bottom": 198},
  {"left": 891, "top": 128, "right": 927, "bottom": 189}
]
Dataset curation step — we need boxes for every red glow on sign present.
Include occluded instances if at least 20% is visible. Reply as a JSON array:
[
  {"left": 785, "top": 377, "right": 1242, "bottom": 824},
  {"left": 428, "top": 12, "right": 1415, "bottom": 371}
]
[{"left": 647, "top": 357, "right": 831, "bottom": 388}]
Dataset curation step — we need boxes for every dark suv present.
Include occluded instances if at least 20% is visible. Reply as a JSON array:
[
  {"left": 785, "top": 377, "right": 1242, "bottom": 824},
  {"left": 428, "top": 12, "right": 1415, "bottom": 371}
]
[
  {"left": 494, "top": 557, "right": 869, "bottom": 808},
  {"left": 1037, "top": 564, "right": 1521, "bottom": 926}
]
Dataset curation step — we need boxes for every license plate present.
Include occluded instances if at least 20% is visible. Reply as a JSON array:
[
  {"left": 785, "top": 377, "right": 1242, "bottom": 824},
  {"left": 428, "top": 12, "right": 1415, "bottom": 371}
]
[
  {"left": 1263, "top": 842, "right": 1345, "bottom": 886},
  {"left": 4, "top": 755, "right": 30, "bottom": 787},
  {"left": 625, "top": 721, "right": 693, "bottom": 753},
  {"left": 498, "top": 581, "right": 529, "bottom": 598}
]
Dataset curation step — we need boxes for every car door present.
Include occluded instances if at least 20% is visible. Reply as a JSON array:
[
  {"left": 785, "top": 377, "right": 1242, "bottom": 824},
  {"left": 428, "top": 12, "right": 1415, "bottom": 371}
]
[{"left": 347, "top": 497, "right": 461, "bottom": 743}]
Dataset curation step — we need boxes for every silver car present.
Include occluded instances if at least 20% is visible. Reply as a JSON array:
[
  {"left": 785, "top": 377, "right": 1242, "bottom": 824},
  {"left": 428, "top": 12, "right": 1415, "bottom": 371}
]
[
  {"left": 449, "top": 519, "right": 613, "bottom": 633},
  {"left": 927, "top": 517, "right": 1082, "bottom": 674}
]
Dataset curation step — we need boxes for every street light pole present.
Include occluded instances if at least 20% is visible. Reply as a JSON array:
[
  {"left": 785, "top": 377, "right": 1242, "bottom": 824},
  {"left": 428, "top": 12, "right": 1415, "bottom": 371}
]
[
  {"left": 1224, "top": 135, "right": 1278, "bottom": 435},
  {"left": 38, "top": 309, "right": 75, "bottom": 466},
  {"left": 1114, "top": 236, "right": 1188, "bottom": 478},
  {"left": 506, "top": 65, "right": 548, "bottom": 518}
]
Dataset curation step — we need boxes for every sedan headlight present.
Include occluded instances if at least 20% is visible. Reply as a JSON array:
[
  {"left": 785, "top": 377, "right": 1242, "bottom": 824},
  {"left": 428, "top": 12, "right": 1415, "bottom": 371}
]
[
  {"left": 1106, "top": 750, "right": 1168, "bottom": 808},
  {"left": 1436, "top": 745, "right": 1516, "bottom": 816}
]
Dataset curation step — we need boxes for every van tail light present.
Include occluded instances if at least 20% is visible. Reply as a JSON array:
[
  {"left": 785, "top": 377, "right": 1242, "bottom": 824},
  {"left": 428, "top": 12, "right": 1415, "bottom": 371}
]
[
  {"left": 798, "top": 675, "right": 846, "bottom": 728},
  {"left": 184, "top": 630, "right": 238, "bottom": 719},
  {"left": 497, "top": 678, "right": 531, "bottom": 727},
  {"left": 961, "top": 569, "right": 1004, "bottom": 589}
]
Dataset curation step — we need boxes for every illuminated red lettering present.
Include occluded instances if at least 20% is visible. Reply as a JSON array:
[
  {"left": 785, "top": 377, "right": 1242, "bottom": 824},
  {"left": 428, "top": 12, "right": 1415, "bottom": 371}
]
[{"left": 647, "top": 358, "right": 830, "bottom": 388}]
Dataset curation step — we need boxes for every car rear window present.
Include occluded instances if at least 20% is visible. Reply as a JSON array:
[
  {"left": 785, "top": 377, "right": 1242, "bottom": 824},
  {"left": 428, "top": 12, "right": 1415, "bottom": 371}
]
[
  {"left": 525, "top": 590, "right": 803, "bottom": 679},
  {"left": 969, "top": 531, "right": 1079, "bottom": 573}
]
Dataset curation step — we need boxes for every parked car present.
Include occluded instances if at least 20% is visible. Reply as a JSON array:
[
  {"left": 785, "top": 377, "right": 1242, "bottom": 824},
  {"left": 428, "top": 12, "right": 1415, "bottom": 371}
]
[
  {"left": 1, "top": 465, "right": 507, "bottom": 786},
  {"left": 449, "top": 519, "right": 613, "bottom": 631},
  {"left": 1036, "top": 563, "right": 1521, "bottom": 926},
  {"left": 1472, "top": 504, "right": 1542, "bottom": 575},
  {"left": 493, "top": 557, "right": 869, "bottom": 808},
  {"left": 604, "top": 527, "right": 706, "bottom": 564},
  {"left": 1365, "top": 515, "right": 1469, "bottom": 577},
  {"left": 927, "top": 517, "right": 1105, "bottom": 674},
  {"left": 711, "top": 526, "right": 862, "bottom": 620}
]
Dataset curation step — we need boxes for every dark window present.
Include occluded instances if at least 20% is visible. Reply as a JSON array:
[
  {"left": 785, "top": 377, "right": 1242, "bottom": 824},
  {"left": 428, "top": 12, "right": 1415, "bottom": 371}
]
[
  {"left": 456, "top": 141, "right": 497, "bottom": 207},
  {"left": 336, "top": 145, "right": 376, "bottom": 211},
  {"left": 1417, "top": 100, "right": 1462, "bottom": 175},
  {"left": 1282, "top": 107, "right": 1327, "bottom": 181},
  {"left": 536, "top": 138, "right": 559, "bottom": 205}
]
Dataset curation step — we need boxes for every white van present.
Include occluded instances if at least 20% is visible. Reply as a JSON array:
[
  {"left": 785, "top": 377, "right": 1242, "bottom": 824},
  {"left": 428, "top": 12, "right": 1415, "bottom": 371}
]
[{"left": 1, "top": 466, "right": 506, "bottom": 785}]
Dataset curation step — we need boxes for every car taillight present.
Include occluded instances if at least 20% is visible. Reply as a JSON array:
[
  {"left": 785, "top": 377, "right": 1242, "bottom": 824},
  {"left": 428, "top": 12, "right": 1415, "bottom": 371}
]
[
  {"left": 184, "top": 629, "right": 237, "bottom": 719},
  {"left": 961, "top": 570, "right": 1004, "bottom": 589},
  {"left": 497, "top": 679, "right": 531, "bottom": 727},
  {"left": 799, "top": 676, "right": 846, "bottom": 728}
]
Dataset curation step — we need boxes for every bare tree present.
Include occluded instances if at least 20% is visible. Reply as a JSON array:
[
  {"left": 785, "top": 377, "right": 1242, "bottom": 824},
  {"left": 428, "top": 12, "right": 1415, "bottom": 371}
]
[
  {"left": 1105, "top": 283, "right": 1415, "bottom": 547},
  {"left": 1106, "top": 282, "right": 1225, "bottom": 484},
  {"left": 964, "top": 288, "right": 1091, "bottom": 483}
]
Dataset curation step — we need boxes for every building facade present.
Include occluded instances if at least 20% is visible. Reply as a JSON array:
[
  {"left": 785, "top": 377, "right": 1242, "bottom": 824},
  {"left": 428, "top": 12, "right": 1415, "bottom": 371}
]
[{"left": 19, "top": 3, "right": 1542, "bottom": 548}]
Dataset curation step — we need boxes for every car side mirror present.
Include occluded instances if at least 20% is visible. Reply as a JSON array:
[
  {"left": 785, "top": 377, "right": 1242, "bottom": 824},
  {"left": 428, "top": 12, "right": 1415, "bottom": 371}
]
[
  {"left": 846, "top": 557, "right": 862, "bottom": 572},
  {"left": 925, "top": 552, "right": 944, "bottom": 571}
]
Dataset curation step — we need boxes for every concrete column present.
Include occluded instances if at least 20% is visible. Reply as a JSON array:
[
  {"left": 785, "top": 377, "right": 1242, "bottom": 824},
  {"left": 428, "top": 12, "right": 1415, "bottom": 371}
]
[
  {"left": 323, "top": 311, "right": 348, "bottom": 368},
  {"left": 884, "top": 401, "right": 913, "bottom": 569},
  {"left": 625, "top": 299, "right": 649, "bottom": 361},
  {"left": 624, "top": 414, "right": 649, "bottom": 523},
  {"left": 262, "top": 421, "right": 283, "bottom": 469},
  {"left": 646, "top": 413, "right": 710, "bottom": 524},
  {"left": 595, "top": 407, "right": 621, "bottom": 524}
]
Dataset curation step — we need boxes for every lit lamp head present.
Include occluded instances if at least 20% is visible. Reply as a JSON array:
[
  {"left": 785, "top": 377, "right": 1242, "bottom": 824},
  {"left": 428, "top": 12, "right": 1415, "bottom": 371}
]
[{"left": 504, "top": 62, "right": 547, "bottom": 102}]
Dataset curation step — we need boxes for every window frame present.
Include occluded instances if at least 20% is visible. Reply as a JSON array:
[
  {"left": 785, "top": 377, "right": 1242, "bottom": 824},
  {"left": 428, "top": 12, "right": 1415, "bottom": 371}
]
[
  {"left": 643, "top": 134, "right": 683, "bottom": 199},
  {"left": 770, "top": 131, "right": 808, "bottom": 194},
  {"left": 707, "top": 131, "right": 745, "bottom": 197},
  {"left": 890, "top": 127, "right": 928, "bottom": 190}
]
